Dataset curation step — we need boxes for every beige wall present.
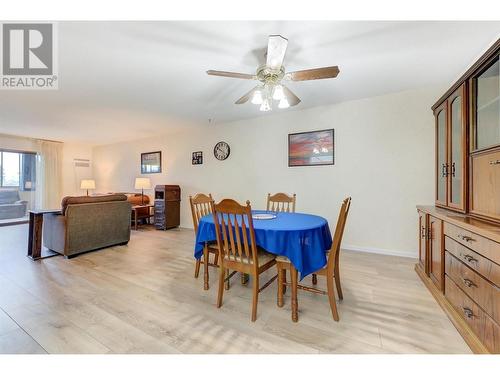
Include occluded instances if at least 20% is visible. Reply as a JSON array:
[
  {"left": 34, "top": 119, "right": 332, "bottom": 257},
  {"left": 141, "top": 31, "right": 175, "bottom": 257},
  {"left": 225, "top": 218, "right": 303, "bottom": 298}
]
[{"left": 93, "top": 86, "right": 444, "bottom": 257}]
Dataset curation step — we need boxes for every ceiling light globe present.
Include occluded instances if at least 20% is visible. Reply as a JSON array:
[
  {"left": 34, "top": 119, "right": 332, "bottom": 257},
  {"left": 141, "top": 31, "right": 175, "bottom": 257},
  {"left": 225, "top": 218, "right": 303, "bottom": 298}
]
[
  {"left": 278, "top": 97, "right": 289, "bottom": 109},
  {"left": 260, "top": 99, "right": 271, "bottom": 112},
  {"left": 252, "top": 90, "right": 263, "bottom": 105},
  {"left": 273, "top": 85, "right": 284, "bottom": 100}
]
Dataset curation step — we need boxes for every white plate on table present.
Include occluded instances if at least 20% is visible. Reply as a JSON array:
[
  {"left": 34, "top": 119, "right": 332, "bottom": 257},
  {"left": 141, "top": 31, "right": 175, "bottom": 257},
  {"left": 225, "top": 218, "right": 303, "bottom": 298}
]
[{"left": 252, "top": 213, "right": 277, "bottom": 220}]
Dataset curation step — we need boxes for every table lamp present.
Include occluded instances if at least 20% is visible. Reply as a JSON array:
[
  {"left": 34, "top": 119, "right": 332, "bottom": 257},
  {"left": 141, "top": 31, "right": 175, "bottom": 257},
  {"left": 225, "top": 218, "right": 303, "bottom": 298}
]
[
  {"left": 80, "top": 179, "right": 96, "bottom": 196},
  {"left": 135, "top": 177, "right": 151, "bottom": 205}
]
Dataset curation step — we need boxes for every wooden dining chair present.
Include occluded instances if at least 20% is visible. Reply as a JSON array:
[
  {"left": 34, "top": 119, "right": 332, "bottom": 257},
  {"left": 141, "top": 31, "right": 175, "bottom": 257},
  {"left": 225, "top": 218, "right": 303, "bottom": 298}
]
[
  {"left": 267, "top": 193, "right": 296, "bottom": 213},
  {"left": 189, "top": 193, "right": 219, "bottom": 290},
  {"left": 212, "top": 199, "right": 277, "bottom": 322},
  {"left": 276, "top": 197, "right": 351, "bottom": 322}
]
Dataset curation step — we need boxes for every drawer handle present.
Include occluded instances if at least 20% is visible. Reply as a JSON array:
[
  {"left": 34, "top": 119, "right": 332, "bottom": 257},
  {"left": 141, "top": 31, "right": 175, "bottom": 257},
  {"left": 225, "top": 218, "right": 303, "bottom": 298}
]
[
  {"left": 462, "top": 307, "right": 474, "bottom": 319},
  {"left": 462, "top": 278, "right": 477, "bottom": 288},
  {"left": 489, "top": 160, "right": 500, "bottom": 165},
  {"left": 463, "top": 254, "right": 478, "bottom": 264},
  {"left": 458, "top": 234, "right": 475, "bottom": 242}
]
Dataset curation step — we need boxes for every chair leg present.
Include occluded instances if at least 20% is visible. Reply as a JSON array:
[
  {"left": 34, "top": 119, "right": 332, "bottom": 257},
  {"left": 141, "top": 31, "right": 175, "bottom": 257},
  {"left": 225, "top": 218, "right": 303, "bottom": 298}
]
[
  {"left": 194, "top": 259, "right": 201, "bottom": 279},
  {"left": 334, "top": 268, "right": 343, "bottom": 300},
  {"left": 241, "top": 273, "right": 249, "bottom": 285},
  {"left": 283, "top": 269, "right": 287, "bottom": 294},
  {"left": 203, "top": 247, "right": 209, "bottom": 290},
  {"left": 327, "top": 275, "right": 340, "bottom": 321},
  {"left": 224, "top": 269, "right": 230, "bottom": 290},
  {"left": 312, "top": 273, "right": 318, "bottom": 285},
  {"left": 277, "top": 265, "right": 284, "bottom": 308},
  {"left": 290, "top": 266, "right": 298, "bottom": 322},
  {"left": 251, "top": 275, "right": 259, "bottom": 322},
  {"left": 217, "top": 264, "right": 225, "bottom": 308},
  {"left": 214, "top": 252, "right": 219, "bottom": 266}
]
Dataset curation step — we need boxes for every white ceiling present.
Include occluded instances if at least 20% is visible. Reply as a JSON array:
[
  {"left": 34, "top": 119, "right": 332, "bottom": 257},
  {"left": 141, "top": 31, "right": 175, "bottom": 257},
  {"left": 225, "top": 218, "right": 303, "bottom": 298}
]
[{"left": 1, "top": 21, "right": 499, "bottom": 145}]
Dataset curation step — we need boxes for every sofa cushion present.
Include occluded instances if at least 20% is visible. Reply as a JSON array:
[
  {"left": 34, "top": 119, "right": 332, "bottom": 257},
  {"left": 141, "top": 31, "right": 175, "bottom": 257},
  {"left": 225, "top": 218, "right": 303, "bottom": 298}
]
[
  {"left": 61, "top": 194, "right": 128, "bottom": 215},
  {"left": 0, "top": 189, "right": 21, "bottom": 204}
]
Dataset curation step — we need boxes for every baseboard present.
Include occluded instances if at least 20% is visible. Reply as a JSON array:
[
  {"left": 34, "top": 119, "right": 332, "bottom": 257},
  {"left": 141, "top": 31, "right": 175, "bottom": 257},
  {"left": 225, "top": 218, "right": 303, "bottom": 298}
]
[{"left": 343, "top": 244, "right": 418, "bottom": 259}]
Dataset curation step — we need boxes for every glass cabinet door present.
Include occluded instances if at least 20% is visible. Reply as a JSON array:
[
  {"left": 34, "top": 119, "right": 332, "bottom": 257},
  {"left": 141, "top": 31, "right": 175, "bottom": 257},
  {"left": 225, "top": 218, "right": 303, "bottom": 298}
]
[
  {"left": 436, "top": 105, "right": 447, "bottom": 206},
  {"left": 449, "top": 90, "right": 464, "bottom": 209},
  {"left": 473, "top": 57, "right": 500, "bottom": 151}
]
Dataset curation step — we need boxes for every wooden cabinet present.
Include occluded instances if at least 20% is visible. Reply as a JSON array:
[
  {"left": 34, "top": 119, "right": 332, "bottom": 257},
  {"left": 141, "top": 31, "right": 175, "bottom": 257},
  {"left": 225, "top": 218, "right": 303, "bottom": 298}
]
[
  {"left": 416, "top": 205, "right": 500, "bottom": 353},
  {"left": 428, "top": 216, "right": 444, "bottom": 290},
  {"left": 434, "top": 84, "right": 467, "bottom": 212},
  {"left": 417, "top": 37, "right": 500, "bottom": 354},
  {"left": 418, "top": 210, "right": 428, "bottom": 273},
  {"left": 471, "top": 148, "right": 500, "bottom": 221}
]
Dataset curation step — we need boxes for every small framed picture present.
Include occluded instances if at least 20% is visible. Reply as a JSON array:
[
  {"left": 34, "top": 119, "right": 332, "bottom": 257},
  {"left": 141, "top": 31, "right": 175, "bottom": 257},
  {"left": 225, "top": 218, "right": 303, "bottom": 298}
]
[
  {"left": 141, "top": 151, "right": 162, "bottom": 174},
  {"left": 192, "top": 151, "right": 203, "bottom": 165},
  {"left": 288, "top": 129, "right": 334, "bottom": 167}
]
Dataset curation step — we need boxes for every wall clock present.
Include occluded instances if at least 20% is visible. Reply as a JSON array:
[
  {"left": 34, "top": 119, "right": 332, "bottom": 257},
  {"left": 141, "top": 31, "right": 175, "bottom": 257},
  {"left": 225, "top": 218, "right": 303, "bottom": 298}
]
[{"left": 214, "top": 141, "right": 230, "bottom": 161}]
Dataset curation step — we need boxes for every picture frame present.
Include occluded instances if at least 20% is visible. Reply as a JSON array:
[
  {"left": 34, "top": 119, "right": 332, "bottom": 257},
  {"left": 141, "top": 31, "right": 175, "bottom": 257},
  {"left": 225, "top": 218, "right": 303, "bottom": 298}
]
[
  {"left": 192, "top": 151, "right": 203, "bottom": 165},
  {"left": 288, "top": 129, "right": 335, "bottom": 167},
  {"left": 141, "top": 151, "right": 162, "bottom": 174}
]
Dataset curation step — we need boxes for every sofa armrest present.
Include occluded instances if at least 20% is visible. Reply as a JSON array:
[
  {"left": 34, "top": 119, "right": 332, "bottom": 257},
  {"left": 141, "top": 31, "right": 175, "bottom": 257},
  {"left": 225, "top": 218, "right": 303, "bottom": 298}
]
[{"left": 42, "top": 213, "right": 66, "bottom": 254}]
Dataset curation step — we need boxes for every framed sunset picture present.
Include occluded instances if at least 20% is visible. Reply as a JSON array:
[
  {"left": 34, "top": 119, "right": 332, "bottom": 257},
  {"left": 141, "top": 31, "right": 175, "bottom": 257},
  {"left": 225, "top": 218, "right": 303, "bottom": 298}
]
[{"left": 288, "top": 129, "right": 334, "bottom": 167}]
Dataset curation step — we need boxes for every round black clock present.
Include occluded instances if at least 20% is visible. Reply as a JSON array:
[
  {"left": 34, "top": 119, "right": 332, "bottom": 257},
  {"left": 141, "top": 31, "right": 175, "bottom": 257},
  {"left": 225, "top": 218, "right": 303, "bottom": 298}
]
[{"left": 214, "top": 141, "right": 230, "bottom": 161}]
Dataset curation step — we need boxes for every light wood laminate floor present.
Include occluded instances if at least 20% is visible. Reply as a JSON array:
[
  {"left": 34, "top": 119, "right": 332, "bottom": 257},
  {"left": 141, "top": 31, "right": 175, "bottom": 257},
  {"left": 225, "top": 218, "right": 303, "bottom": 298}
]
[{"left": 0, "top": 224, "right": 470, "bottom": 354}]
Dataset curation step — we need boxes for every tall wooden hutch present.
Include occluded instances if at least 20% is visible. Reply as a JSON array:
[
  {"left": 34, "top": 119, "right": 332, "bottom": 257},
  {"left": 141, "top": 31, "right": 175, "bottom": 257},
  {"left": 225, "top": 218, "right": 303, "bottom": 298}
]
[{"left": 416, "top": 38, "right": 500, "bottom": 353}]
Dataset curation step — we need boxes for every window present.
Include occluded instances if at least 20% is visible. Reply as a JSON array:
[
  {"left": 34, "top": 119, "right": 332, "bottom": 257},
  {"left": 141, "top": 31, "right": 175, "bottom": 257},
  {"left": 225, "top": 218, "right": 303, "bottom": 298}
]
[
  {"left": 0, "top": 151, "right": 36, "bottom": 189},
  {"left": 0, "top": 151, "right": 20, "bottom": 187}
]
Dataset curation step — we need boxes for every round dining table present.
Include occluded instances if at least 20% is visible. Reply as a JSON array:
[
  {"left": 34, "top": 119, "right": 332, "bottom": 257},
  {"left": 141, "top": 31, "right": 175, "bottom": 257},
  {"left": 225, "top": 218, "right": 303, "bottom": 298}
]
[{"left": 194, "top": 210, "right": 333, "bottom": 279}]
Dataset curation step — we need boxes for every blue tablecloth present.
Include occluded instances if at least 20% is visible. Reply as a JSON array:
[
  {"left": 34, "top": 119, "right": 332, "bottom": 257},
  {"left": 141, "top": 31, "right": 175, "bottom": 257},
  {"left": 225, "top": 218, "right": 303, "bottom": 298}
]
[{"left": 194, "top": 211, "right": 332, "bottom": 279}]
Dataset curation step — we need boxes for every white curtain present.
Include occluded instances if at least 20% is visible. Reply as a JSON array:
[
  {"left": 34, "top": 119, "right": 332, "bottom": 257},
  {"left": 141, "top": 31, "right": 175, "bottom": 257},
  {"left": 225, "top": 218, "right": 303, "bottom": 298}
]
[{"left": 35, "top": 140, "right": 63, "bottom": 209}]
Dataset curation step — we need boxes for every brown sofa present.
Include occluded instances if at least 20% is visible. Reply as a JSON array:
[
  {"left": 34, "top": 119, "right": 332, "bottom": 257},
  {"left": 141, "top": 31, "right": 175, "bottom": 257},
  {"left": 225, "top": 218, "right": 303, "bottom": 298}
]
[{"left": 43, "top": 194, "right": 131, "bottom": 258}]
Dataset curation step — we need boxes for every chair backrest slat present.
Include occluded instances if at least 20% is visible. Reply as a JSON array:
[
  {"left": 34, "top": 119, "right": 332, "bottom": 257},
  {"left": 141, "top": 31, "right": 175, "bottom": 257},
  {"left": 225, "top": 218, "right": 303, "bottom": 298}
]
[
  {"left": 189, "top": 193, "right": 214, "bottom": 232},
  {"left": 267, "top": 193, "right": 296, "bottom": 213},
  {"left": 327, "top": 197, "right": 352, "bottom": 272},
  {"left": 212, "top": 199, "right": 258, "bottom": 266}
]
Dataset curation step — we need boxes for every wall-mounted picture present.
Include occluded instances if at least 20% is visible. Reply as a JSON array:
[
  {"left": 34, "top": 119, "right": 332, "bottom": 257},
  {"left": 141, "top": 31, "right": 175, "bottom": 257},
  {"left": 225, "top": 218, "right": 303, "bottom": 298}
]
[
  {"left": 288, "top": 129, "right": 334, "bottom": 167},
  {"left": 192, "top": 151, "right": 203, "bottom": 165},
  {"left": 141, "top": 151, "right": 162, "bottom": 174}
]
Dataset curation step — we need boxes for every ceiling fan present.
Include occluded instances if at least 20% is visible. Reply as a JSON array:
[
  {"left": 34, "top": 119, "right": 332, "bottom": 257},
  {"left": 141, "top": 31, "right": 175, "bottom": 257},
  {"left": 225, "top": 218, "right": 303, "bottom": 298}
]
[{"left": 207, "top": 35, "right": 340, "bottom": 112}]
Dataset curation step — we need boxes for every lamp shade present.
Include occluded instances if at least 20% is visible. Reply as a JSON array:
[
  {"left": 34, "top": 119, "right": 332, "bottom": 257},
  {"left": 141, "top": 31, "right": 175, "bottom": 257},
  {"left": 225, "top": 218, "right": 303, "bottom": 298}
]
[
  {"left": 135, "top": 177, "right": 151, "bottom": 190},
  {"left": 80, "top": 179, "right": 96, "bottom": 190}
]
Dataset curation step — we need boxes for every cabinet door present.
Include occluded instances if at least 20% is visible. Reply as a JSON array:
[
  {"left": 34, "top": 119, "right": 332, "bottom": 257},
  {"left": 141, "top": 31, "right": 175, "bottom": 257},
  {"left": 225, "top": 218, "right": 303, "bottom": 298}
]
[
  {"left": 418, "top": 211, "right": 428, "bottom": 274},
  {"left": 471, "top": 56, "right": 500, "bottom": 152},
  {"left": 429, "top": 215, "right": 444, "bottom": 290},
  {"left": 471, "top": 148, "right": 500, "bottom": 221},
  {"left": 448, "top": 85, "right": 467, "bottom": 211},
  {"left": 435, "top": 103, "right": 448, "bottom": 207}
]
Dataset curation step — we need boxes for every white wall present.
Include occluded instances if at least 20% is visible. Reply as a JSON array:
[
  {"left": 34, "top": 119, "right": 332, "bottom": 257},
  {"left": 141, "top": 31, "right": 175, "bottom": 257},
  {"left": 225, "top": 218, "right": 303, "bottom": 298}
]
[{"left": 93, "top": 86, "right": 444, "bottom": 257}]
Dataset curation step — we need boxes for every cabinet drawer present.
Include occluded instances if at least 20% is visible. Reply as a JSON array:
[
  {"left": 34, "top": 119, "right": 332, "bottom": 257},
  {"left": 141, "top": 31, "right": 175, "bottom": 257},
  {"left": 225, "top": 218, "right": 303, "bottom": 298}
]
[
  {"left": 445, "top": 275, "right": 500, "bottom": 353},
  {"left": 444, "top": 222, "right": 500, "bottom": 265},
  {"left": 471, "top": 149, "right": 500, "bottom": 222},
  {"left": 445, "top": 252, "right": 500, "bottom": 324},
  {"left": 445, "top": 236, "right": 500, "bottom": 287}
]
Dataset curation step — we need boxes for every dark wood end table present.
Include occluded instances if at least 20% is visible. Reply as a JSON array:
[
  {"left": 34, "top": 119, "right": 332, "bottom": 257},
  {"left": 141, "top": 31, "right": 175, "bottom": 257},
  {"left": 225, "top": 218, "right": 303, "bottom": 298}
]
[
  {"left": 27, "top": 209, "right": 61, "bottom": 260},
  {"left": 131, "top": 204, "right": 155, "bottom": 230}
]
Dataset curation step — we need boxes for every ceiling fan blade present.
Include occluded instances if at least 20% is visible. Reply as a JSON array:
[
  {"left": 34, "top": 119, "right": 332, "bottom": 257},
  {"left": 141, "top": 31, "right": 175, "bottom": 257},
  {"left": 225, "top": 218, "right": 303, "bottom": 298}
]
[
  {"left": 266, "top": 35, "right": 288, "bottom": 71},
  {"left": 206, "top": 70, "right": 256, "bottom": 80},
  {"left": 287, "top": 66, "right": 340, "bottom": 81},
  {"left": 235, "top": 86, "right": 259, "bottom": 104},
  {"left": 283, "top": 86, "right": 301, "bottom": 107}
]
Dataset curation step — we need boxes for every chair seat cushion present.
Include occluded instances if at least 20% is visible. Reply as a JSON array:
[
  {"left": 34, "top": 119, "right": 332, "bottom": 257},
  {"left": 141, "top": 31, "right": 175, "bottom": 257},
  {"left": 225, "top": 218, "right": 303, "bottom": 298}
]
[{"left": 225, "top": 249, "right": 275, "bottom": 266}]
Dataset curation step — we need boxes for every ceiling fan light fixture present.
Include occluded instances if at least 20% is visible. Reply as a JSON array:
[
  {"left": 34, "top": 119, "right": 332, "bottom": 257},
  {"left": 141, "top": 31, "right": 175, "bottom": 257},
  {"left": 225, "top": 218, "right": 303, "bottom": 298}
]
[
  {"left": 272, "top": 84, "right": 284, "bottom": 100},
  {"left": 260, "top": 98, "right": 271, "bottom": 112},
  {"left": 251, "top": 89, "right": 263, "bottom": 105},
  {"left": 278, "top": 97, "right": 289, "bottom": 109}
]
